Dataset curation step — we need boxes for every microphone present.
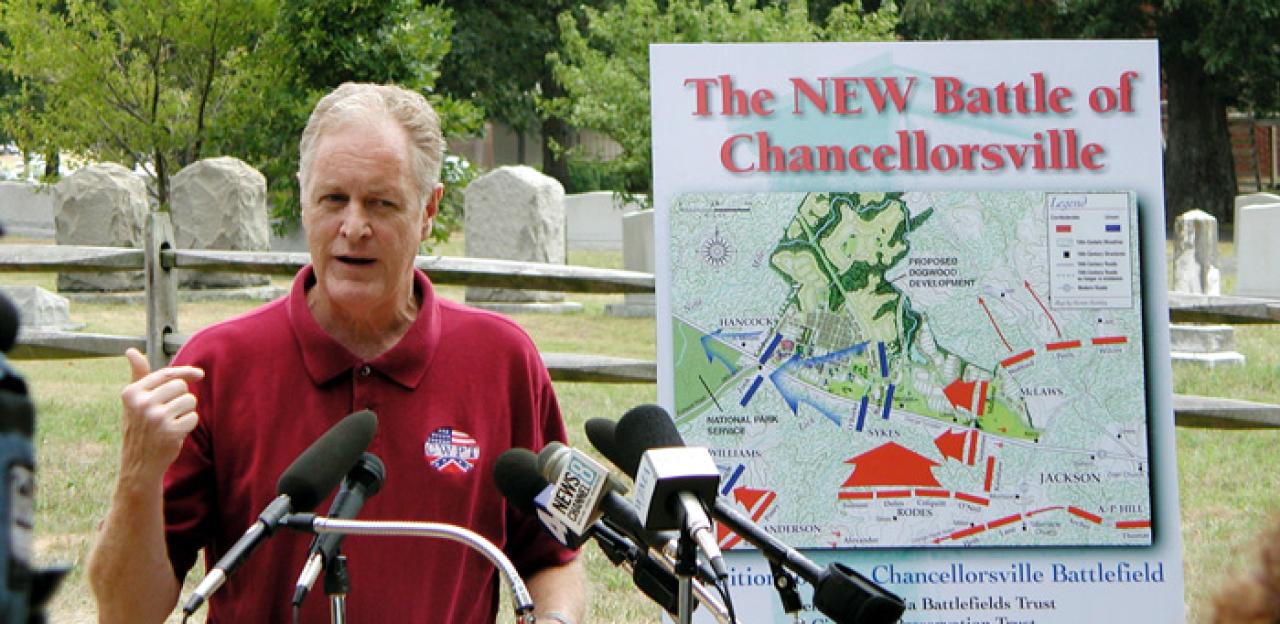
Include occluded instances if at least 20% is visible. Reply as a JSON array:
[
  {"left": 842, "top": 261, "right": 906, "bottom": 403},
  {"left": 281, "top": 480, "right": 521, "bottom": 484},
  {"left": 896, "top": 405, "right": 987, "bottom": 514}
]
[
  {"left": 534, "top": 441, "right": 629, "bottom": 546},
  {"left": 493, "top": 448, "right": 684, "bottom": 616},
  {"left": 291, "top": 452, "right": 386, "bottom": 607},
  {"left": 601, "top": 406, "right": 906, "bottom": 624},
  {"left": 182, "top": 410, "right": 377, "bottom": 617},
  {"left": 614, "top": 406, "right": 727, "bottom": 579}
]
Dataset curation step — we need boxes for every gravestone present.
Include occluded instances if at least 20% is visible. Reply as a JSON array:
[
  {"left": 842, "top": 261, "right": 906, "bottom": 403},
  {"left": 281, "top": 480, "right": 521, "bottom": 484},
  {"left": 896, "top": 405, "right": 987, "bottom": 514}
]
[
  {"left": 565, "top": 191, "right": 632, "bottom": 251},
  {"left": 169, "top": 157, "right": 270, "bottom": 288},
  {"left": 0, "top": 285, "right": 77, "bottom": 331},
  {"left": 1171, "top": 209, "right": 1220, "bottom": 295},
  {"left": 52, "top": 163, "right": 147, "bottom": 292},
  {"left": 463, "top": 166, "right": 580, "bottom": 312},
  {"left": 0, "top": 182, "right": 54, "bottom": 238},
  {"left": 1232, "top": 192, "right": 1279, "bottom": 232},
  {"left": 1169, "top": 210, "right": 1244, "bottom": 367},
  {"left": 1234, "top": 201, "right": 1280, "bottom": 298},
  {"left": 606, "top": 209, "right": 655, "bottom": 318}
]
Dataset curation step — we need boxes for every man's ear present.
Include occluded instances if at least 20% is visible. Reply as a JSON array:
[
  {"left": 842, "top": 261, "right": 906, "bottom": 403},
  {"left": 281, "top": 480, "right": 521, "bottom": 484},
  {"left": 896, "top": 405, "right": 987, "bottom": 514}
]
[{"left": 421, "top": 183, "right": 444, "bottom": 240}]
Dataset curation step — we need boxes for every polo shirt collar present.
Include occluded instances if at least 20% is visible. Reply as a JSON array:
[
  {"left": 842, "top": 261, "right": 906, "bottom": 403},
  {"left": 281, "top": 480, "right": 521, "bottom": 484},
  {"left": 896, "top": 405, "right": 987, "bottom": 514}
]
[{"left": 287, "top": 265, "right": 441, "bottom": 389}]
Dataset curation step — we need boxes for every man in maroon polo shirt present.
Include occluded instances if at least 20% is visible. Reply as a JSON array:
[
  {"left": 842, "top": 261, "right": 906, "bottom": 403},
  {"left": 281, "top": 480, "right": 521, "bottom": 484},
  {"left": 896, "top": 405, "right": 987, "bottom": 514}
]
[{"left": 85, "top": 83, "right": 585, "bottom": 623}]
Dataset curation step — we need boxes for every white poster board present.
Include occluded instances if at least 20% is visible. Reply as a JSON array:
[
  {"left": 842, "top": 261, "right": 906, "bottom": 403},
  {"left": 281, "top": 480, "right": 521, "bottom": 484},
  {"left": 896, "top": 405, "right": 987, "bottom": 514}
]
[{"left": 651, "top": 41, "right": 1183, "bottom": 623}]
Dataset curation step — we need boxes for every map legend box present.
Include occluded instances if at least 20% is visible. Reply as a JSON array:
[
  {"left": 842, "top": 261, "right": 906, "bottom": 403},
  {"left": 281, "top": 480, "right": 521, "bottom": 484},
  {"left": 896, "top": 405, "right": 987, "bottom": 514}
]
[{"left": 1046, "top": 193, "right": 1136, "bottom": 309}]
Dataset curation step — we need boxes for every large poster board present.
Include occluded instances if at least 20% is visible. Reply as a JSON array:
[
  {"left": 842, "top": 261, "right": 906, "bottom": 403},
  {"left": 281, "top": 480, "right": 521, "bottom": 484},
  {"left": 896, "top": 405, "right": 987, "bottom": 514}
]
[{"left": 651, "top": 41, "right": 1184, "bottom": 622}]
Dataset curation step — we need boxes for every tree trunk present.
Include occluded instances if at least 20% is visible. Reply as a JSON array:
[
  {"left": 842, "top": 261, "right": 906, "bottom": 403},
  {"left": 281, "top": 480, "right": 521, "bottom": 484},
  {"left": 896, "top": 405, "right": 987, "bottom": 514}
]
[
  {"left": 541, "top": 75, "right": 573, "bottom": 190},
  {"left": 1162, "top": 49, "right": 1237, "bottom": 229}
]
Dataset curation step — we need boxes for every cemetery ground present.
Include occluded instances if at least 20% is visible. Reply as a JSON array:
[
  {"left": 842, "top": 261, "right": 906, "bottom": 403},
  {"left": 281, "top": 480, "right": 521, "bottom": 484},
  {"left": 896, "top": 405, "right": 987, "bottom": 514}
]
[{"left": 2, "top": 236, "right": 1276, "bottom": 623}]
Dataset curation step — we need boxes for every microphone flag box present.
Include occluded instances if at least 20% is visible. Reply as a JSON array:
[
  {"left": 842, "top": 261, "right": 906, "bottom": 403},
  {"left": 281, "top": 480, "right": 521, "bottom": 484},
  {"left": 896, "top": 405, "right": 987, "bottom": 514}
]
[
  {"left": 633, "top": 447, "right": 719, "bottom": 531},
  {"left": 546, "top": 452, "right": 611, "bottom": 537}
]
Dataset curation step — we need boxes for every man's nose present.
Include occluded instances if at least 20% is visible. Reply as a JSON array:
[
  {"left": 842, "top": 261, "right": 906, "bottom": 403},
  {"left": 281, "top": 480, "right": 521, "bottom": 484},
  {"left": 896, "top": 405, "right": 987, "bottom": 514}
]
[{"left": 338, "top": 201, "right": 372, "bottom": 238}]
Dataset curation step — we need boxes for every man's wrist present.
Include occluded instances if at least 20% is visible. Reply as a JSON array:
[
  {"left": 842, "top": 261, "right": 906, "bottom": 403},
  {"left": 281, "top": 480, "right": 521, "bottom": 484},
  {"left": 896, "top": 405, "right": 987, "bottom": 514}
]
[{"left": 536, "top": 611, "right": 575, "bottom": 624}]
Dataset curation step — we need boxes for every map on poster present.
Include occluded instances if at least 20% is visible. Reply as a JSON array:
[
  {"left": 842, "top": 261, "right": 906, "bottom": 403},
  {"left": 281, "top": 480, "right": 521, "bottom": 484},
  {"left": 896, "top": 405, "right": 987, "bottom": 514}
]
[{"left": 670, "top": 190, "right": 1153, "bottom": 549}]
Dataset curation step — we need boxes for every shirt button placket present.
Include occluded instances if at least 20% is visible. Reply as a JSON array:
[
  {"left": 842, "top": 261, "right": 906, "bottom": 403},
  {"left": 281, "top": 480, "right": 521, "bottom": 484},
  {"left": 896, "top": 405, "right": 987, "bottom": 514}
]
[{"left": 355, "top": 364, "right": 374, "bottom": 414}]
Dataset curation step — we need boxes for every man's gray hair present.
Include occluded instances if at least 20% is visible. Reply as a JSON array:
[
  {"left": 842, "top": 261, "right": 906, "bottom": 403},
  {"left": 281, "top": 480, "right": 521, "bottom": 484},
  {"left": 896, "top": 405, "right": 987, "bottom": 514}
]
[{"left": 298, "top": 83, "right": 444, "bottom": 204}]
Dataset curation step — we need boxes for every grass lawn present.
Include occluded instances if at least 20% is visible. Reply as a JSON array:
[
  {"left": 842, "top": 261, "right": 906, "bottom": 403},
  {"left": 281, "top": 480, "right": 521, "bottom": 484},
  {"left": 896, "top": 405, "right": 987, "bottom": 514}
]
[{"left": 9, "top": 236, "right": 1280, "bottom": 623}]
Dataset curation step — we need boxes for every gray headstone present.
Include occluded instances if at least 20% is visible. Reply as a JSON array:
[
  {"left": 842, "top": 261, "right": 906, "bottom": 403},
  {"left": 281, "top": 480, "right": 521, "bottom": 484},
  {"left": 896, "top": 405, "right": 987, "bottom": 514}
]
[
  {"left": 0, "top": 182, "right": 54, "bottom": 238},
  {"left": 170, "top": 157, "right": 270, "bottom": 288},
  {"left": 1170, "top": 324, "right": 1245, "bottom": 368},
  {"left": 607, "top": 209, "right": 655, "bottom": 318},
  {"left": 52, "top": 163, "right": 147, "bottom": 292},
  {"left": 1171, "top": 209, "right": 1220, "bottom": 295},
  {"left": 464, "top": 166, "right": 574, "bottom": 307},
  {"left": 1234, "top": 202, "right": 1280, "bottom": 298},
  {"left": 0, "top": 285, "right": 76, "bottom": 330}
]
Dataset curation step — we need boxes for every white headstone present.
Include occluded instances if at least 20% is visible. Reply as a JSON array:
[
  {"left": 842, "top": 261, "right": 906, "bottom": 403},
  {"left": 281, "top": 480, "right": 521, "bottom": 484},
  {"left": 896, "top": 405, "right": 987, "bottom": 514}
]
[
  {"left": 1170, "top": 209, "right": 1220, "bottom": 295},
  {"left": 1234, "top": 202, "right": 1280, "bottom": 298},
  {"left": 52, "top": 163, "right": 147, "bottom": 292},
  {"left": 0, "top": 182, "right": 54, "bottom": 238},
  {"left": 1233, "top": 192, "right": 1280, "bottom": 230},
  {"left": 565, "top": 191, "right": 632, "bottom": 251},
  {"left": 170, "top": 157, "right": 270, "bottom": 288},
  {"left": 464, "top": 166, "right": 573, "bottom": 307},
  {"left": 607, "top": 209, "right": 655, "bottom": 317}
]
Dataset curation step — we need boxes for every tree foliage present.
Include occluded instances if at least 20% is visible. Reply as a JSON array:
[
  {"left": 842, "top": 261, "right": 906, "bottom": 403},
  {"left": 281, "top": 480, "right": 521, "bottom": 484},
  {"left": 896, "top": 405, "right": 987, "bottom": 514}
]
[
  {"left": 0, "top": 0, "right": 476, "bottom": 245},
  {"left": 0, "top": 0, "right": 279, "bottom": 203},
  {"left": 550, "top": 0, "right": 899, "bottom": 197},
  {"left": 899, "top": 0, "right": 1280, "bottom": 224}
]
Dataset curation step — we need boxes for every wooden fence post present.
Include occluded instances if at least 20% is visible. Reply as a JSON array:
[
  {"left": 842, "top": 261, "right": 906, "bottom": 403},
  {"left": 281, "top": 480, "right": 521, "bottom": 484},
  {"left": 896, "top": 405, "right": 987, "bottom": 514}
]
[{"left": 145, "top": 212, "right": 178, "bottom": 370}]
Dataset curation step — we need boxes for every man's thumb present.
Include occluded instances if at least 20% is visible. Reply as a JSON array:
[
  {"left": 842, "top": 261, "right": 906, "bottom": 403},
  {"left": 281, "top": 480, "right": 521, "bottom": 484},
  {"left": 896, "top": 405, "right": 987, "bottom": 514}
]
[{"left": 125, "top": 348, "right": 150, "bottom": 382}]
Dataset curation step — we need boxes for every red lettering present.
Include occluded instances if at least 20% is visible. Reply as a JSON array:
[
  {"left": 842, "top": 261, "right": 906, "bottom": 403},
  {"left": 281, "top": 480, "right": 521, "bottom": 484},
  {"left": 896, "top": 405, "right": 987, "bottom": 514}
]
[
  {"left": 720, "top": 134, "right": 754, "bottom": 172},
  {"left": 684, "top": 78, "right": 717, "bottom": 116},
  {"left": 833, "top": 78, "right": 862, "bottom": 115},
  {"left": 872, "top": 145, "right": 896, "bottom": 171},
  {"left": 791, "top": 77, "right": 827, "bottom": 114},
  {"left": 1081, "top": 143, "right": 1105, "bottom": 170},
  {"left": 934, "top": 77, "right": 963, "bottom": 114}
]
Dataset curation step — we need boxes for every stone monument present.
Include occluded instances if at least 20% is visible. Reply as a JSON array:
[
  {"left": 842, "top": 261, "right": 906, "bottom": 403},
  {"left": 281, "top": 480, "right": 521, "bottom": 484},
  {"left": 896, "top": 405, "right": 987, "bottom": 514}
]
[
  {"left": 606, "top": 209, "right": 655, "bottom": 317},
  {"left": 463, "top": 166, "right": 580, "bottom": 312},
  {"left": 52, "top": 163, "right": 147, "bottom": 292},
  {"left": 1169, "top": 209, "right": 1243, "bottom": 368},
  {"left": 1233, "top": 196, "right": 1280, "bottom": 299},
  {"left": 169, "top": 157, "right": 270, "bottom": 288}
]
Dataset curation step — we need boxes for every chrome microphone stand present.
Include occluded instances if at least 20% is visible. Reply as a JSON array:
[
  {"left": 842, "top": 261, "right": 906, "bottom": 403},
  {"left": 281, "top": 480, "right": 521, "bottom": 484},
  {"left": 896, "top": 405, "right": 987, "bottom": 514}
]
[{"left": 282, "top": 516, "right": 536, "bottom": 624}]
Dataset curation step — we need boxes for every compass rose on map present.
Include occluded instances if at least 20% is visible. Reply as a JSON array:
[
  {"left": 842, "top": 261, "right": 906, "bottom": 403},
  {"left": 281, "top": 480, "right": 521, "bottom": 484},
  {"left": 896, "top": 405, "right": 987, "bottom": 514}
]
[{"left": 699, "top": 227, "right": 734, "bottom": 267}]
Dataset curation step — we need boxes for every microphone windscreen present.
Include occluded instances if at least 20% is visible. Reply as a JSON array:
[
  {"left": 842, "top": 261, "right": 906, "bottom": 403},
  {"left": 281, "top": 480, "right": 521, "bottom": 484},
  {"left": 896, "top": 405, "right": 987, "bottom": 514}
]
[
  {"left": 277, "top": 410, "right": 377, "bottom": 512},
  {"left": 350, "top": 452, "right": 387, "bottom": 496},
  {"left": 614, "top": 404, "right": 683, "bottom": 478},
  {"left": 583, "top": 418, "right": 622, "bottom": 470},
  {"left": 493, "top": 448, "right": 548, "bottom": 515},
  {"left": 0, "top": 292, "right": 19, "bottom": 353}
]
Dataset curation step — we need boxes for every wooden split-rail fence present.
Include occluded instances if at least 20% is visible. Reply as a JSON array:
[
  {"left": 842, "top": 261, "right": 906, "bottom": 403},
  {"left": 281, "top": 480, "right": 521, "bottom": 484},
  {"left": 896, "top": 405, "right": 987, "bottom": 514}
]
[{"left": 0, "top": 213, "right": 1275, "bottom": 430}]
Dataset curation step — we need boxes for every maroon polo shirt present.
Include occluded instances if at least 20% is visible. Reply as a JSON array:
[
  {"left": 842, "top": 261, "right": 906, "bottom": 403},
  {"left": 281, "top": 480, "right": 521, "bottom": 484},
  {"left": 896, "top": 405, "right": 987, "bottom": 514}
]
[{"left": 163, "top": 265, "right": 575, "bottom": 623}]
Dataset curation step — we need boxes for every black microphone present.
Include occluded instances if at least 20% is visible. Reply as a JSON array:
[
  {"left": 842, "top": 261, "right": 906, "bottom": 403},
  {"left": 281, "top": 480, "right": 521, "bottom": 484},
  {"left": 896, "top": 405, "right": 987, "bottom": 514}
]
[
  {"left": 601, "top": 406, "right": 906, "bottom": 624},
  {"left": 291, "top": 452, "right": 385, "bottom": 607},
  {"left": 493, "top": 448, "right": 684, "bottom": 615},
  {"left": 614, "top": 405, "right": 727, "bottom": 579},
  {"left": 182, "top": 410, "right": 377, "bottom": 617}
]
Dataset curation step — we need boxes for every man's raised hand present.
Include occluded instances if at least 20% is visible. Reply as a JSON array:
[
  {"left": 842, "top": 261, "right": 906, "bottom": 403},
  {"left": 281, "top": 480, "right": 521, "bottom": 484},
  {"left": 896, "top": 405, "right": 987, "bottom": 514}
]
[{"left": 118, "top": 348, "right": 205, "bottom": 483}]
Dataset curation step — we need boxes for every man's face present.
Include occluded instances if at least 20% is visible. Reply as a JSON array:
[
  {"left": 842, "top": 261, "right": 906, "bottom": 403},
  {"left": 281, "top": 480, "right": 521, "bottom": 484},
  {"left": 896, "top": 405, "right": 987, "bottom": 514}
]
[{"left": 300, "top": 115, "right": 439, "bottom": 316}]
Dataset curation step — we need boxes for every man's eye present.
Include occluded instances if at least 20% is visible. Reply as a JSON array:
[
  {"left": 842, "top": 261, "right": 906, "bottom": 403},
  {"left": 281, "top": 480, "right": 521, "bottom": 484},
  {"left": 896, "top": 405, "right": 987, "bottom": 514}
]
[{"left": 321, "top": 194, "right": 347, "bottom": 205}]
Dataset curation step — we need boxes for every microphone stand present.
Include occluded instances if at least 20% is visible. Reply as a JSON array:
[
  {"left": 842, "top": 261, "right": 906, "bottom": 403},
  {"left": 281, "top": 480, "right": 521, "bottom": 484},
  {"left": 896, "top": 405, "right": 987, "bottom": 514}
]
[
  {"left": 281, "top": 516, "right": 536, "bottom": 624},
  {"left": 674, "top": 526, "right": 698, "bottom": 624},
  {"left": 324, "top": 554, "right": 349, "bottom": 624}
]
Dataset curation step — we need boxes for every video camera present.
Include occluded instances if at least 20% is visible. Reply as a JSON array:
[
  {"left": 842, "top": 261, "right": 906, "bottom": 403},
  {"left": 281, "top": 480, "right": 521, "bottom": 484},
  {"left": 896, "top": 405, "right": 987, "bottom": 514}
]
[{"left": 0, "top": 223, "right": 65, "bottom": 622}]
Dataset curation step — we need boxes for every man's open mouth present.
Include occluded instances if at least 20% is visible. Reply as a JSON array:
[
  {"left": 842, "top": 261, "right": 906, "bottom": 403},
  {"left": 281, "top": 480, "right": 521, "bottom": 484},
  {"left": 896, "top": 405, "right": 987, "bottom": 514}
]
[{"left": 337, "top": 255, "right": 376, "bottom": 265}]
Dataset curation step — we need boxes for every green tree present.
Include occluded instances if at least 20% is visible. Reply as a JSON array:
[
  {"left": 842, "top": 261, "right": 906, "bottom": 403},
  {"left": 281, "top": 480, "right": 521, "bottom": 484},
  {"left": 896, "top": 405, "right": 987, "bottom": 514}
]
[
  {"left": 899, "top": 0, "right": 1280, "bottom": 226},
  {"left": 0, "top": 0, "right": 279, "bottom": 204},
  {"left": 550, "top": 0, "right": 899, "bottom": 197},
  {"left": 210, "top": 0, "right": 479, "bottom": 243}
]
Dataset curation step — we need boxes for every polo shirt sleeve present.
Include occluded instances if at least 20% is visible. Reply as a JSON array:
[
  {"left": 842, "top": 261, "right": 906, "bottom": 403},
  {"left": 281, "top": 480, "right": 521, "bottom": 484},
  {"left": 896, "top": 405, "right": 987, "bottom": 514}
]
[
  {"left": 503, "top": 369, "right": 580, "bottom": 579},
  {"left": 161, "top": 344, "right": 218, "bottom": 582}
]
